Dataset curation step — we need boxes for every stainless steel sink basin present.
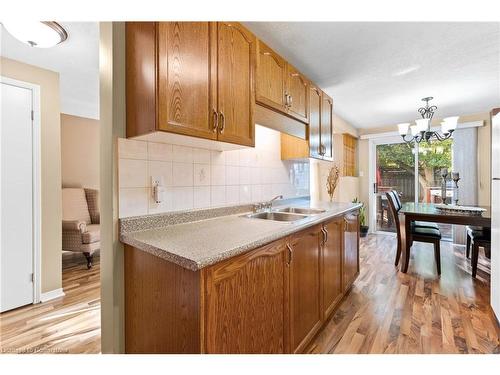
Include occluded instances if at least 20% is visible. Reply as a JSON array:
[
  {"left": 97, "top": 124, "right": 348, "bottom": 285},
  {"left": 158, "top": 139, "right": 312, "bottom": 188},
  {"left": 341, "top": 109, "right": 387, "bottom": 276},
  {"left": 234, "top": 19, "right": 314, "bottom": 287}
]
[
  {"left": 275, "top": 207, "right": 326, "bottom": 215},
  {"left": 242, "top": 211, "right": 309, "bottom": 222}
]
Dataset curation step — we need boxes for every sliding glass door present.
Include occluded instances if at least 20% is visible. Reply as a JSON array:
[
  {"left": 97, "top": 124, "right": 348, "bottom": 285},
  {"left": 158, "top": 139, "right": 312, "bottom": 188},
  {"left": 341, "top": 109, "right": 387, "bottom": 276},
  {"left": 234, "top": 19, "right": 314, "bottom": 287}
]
[
  {"left": 373, "top": 137, "right": 453, "bottom": 239},
  {"left": 375, "top": 142, "right": 415, "bottom": 232}
]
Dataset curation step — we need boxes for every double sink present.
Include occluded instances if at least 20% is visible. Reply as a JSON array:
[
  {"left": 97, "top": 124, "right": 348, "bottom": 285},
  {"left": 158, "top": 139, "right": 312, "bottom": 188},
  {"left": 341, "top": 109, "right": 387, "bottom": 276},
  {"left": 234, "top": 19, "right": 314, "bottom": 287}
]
[{"left": 242, "top": 207, "right": 326, "bottom": 223}]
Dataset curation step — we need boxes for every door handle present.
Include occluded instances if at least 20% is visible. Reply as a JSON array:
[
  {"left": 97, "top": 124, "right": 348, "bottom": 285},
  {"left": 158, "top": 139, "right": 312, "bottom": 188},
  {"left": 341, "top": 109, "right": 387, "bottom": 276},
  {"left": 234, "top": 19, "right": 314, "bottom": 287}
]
[
  {"left": 219, "top": 111, "right": 225, "bottom": 134},
  {"left": 493, "top": 178, "right": 500, "bottom": 180},
  {"left": 373, "top": 182, "right": 378, "bottom": 194},
  {"left": 212, "top": 109, "right": 218, "bottom": 133},
  {"left": 286, "top": 243, "right": 293, "bottom": 266}
]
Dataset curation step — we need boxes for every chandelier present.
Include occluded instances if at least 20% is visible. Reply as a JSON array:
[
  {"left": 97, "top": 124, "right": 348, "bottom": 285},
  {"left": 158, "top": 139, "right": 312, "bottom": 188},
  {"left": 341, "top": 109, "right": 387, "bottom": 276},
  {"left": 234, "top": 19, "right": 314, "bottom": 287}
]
[{"left": 397, "top": 97, "right": 458, "bottom": 144}]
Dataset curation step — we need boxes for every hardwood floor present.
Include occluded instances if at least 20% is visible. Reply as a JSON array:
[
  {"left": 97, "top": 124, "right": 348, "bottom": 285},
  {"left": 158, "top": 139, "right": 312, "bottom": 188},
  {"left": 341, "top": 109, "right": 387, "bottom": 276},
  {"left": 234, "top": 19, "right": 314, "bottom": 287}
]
[
  {"left": 307, "top": 234, "right": 500, "bottom": 354},
  {"left": 0, "top": 252, "right": 101, "bottom": 354},
  {"left": 1, "top": 235, "right": 498, "bottom": 354}
]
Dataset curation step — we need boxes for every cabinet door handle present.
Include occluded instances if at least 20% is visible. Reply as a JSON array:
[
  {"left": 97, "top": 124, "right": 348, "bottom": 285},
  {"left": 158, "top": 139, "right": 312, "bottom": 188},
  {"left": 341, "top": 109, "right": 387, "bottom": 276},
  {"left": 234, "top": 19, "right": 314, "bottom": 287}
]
[
  {"left": 286, "top": 243, "right": 293, "bottom": 266},
  {"left": 324, "top": 227, "right": 328, "bottom": 243},
  {"left": 212, "top": 109, "right": 218, "bottom": 133},
  {"left": 284, "top": 92, "right": 289, "bottom": 107},
  {"left": 288, "top": 94, "right": 293, "bottom": 107},
  {"left": 219, "top": 111, "right": 225, "bottom": 134},
  {"left": 321, "top": 228, "right": 327, "bottom": 246}
]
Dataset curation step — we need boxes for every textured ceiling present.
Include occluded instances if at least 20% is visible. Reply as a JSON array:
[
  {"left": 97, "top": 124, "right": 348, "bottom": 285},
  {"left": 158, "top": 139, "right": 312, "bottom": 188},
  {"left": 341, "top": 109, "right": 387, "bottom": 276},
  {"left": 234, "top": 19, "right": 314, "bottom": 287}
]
[
  {"left": 1, "top": 22, "right": 99, "bottom": 119},
  {"left": 244, "top": 22, "right": 500, "bottom": 129}
]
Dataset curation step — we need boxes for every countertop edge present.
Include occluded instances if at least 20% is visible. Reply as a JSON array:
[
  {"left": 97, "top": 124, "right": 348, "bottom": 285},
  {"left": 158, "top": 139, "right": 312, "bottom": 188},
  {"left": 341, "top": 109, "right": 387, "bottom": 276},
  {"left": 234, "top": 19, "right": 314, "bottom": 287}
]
[{"left": 121, "top": 203, "right": 361, "bottom": 271}]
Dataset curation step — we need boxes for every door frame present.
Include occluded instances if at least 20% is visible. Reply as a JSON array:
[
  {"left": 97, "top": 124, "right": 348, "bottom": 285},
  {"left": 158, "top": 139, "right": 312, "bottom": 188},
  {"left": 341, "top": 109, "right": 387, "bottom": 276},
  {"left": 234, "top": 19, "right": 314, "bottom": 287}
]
[{"left": 1, "top": 76, "right": 42, "bottom": 304}]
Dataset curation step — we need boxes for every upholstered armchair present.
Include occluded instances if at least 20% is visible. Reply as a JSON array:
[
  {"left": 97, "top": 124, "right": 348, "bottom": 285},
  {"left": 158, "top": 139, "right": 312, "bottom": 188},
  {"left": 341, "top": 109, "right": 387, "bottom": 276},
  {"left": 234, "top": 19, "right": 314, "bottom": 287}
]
[{"left": 62, "top": 188, "right": 100, "bottom": 269}]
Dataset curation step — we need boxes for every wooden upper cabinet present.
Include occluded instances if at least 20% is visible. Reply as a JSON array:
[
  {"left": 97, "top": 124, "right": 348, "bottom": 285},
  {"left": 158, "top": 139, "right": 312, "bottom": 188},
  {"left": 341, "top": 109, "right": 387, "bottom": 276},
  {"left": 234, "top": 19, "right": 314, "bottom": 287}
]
[
  {"left": 288, "top": 226, "right": 322, "bottom": 353},
  {"left": 126, "top": 22, "right": 255, "bottom": 147},
  {"left": 308, "top": 84, "right": 322, "bottom": 159},
  {"left": 343, "top": 211, "right": 360, "bottom": 291},
  {"left": 320, "top": 92, "right": 333, "bottom": 160},
  {"left": 255, "top": 40, "right": 287, "bottom": 113},
  {"left": 285, "top": 64, "right": 309, "bottom": 123},
  {"left": 322, "top": 218, "right": 343, "bottom": 319},
  {"left": 216, "top": 22, "right": 256, "bottom": 147},
  {"left": 204, "top": 239, "right": 288, "bottom": 354},
  {"left": 126, "top": 22, "right": 158, "bottom": 137},
  {"left": 157, "top": 22, "right": 217, "bottom": 140}
]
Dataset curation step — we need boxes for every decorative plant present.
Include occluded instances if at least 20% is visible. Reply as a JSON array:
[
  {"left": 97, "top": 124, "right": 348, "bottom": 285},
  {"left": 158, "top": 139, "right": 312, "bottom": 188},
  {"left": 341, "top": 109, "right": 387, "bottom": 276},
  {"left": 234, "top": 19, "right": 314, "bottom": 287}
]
[
  {"left": 352, "top": 198, "right": 367, "bottom": 227},
  {"left": 326, "top": 165, "right": 340, "bottom": 202}
]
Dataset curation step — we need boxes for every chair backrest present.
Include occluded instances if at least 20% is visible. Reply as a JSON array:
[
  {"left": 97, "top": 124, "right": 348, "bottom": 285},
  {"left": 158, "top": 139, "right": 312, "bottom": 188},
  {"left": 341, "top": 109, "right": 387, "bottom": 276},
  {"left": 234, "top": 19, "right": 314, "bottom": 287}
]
[
  {"left": 392, "top": 190, "right": 402, "bottom": 210},
  {"left": 62, "top": 188, "right": 91, "bottom": 224},
  {"left": 84, "top": 188, "right": 99, "bottom": 224},
  {"left": 385, "top": 191, "right": 401, "bottom": 230}
]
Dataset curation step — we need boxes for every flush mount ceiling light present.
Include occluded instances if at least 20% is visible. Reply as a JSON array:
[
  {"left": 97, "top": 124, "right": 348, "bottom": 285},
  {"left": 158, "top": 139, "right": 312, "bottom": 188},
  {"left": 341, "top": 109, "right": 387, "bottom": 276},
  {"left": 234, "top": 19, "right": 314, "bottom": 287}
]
[
  {"left": 1, "top": 21, "right": 68, "bottom": 48},
  {"left": 397, "top": 97, "right": 458, "bottom": 145}
]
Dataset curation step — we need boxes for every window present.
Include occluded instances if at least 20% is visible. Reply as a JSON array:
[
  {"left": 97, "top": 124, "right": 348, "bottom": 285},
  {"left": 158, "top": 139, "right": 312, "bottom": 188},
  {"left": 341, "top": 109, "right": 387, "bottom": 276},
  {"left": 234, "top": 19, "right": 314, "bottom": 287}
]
[{"left": 343, "top": 133, "right": 357, "bottom": 177}]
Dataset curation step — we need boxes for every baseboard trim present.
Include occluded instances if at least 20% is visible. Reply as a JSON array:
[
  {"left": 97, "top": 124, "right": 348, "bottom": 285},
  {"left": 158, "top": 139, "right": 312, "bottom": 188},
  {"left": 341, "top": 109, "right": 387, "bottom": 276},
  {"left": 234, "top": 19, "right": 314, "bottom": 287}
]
[{"left": 40, "top": 288, "right": 65, "bottom": 303}]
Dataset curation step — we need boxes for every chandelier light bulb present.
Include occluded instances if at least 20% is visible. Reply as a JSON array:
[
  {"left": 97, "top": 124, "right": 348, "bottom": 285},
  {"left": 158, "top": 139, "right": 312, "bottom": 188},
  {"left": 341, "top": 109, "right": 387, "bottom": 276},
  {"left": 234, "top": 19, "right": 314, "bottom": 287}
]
[
  {"left": 415, "top": 118, "right": 430, "bottom": 132},
  {"left": 397, "top": 123, "right": 410, "bottom": 135}
]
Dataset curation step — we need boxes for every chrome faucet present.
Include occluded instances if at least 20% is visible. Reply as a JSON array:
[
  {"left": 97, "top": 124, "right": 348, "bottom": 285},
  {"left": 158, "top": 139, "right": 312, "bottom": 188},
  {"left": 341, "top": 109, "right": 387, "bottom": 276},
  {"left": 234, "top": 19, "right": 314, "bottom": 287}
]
[
  {"left": 253, "top": 195, "right": 283, "bottom": 213},
  {"left": 265, "top": 195, "right": 283, "bottom": 211}
]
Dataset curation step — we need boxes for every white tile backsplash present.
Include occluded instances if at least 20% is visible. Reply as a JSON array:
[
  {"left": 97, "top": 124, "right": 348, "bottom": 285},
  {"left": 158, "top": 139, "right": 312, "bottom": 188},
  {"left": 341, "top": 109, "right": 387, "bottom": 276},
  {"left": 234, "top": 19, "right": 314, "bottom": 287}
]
[
  {"left": 193, "top": 164, "right": 210, "bottom": 186},
  {"left": 147, "top": 142, "right": 173, "bottom": 161},
  {"left": 119, "top": 159, "right": 149, "bottom": 188},
  {"left": 118, "top": 138, "right": 147, "bottom": 160},
  {"left": 172, "top": 162, "right": 193, "bottom": 186},
  {"left": 172, "top": 187, "right": 194, "bottom": 211},
  {"left": 148, "top": 160, "right": 173, "bottom": 187},
  {"left": 194, "top": 186, "right": 211, "bottom": 208},
  {"left": 118, "top": 125, "right": 309, "bottom": 217}
]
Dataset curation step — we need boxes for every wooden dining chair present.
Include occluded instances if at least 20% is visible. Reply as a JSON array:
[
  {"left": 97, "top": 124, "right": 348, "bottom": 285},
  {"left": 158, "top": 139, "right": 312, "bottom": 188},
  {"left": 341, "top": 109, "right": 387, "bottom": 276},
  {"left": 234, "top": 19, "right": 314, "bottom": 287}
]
[
  {"left": 466, "top": 226, "right": 491, "bottom": 278},
  {"left": 386, "top": 191, "right": 443, "bottom": 275}
]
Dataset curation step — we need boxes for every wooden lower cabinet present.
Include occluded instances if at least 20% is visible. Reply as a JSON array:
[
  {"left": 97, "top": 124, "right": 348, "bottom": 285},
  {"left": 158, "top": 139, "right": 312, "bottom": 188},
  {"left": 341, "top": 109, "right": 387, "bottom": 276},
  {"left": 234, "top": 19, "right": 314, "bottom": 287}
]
[
  {"left": 343, "top": 210, "right": 360, "bottom": 291},
  {"left": 124, "top": 211, "right": 360, "bottom": 354},
  {"left": 288, "top": 225, "right": 323, "bottom": 353},
  {"left": 204, "top": 239, "right": 288, "bottom": 353},
  {"left": 322, "top": 217, "right": 344, "bottom": 319}
]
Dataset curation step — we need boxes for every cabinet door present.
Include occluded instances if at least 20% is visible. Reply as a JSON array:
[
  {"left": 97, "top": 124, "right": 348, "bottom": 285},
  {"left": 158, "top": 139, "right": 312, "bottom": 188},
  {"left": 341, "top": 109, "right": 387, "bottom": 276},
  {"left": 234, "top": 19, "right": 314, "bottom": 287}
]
[
  {"left": 255, "top": 40, "right": 287, "bottom": 113},
  {"left": 308, "top": 85, "right": 322, "bottom": 159},
  {"left": 157, "top": 22, "right": 217, "bottom": 140},
  {"left": 322, "top": 218, "right": 343, "bottom": 319},
  {"left": 289, "top": 226, "right": 322, "bottom": 353},
  {"left": 204, "top": 240, "right": 288, "bottom": 353},
  {"left": 343, "top": 211, "right": 360, "bottom": 291},
  {"left": 320, "top": 92, "right": 333, "bottom": 160},
  {"left": 217, "top": 22, "right": 256, "bottom": 147},
  {"left": 286, "top": 64, "right": 309, "bottom": 123}
]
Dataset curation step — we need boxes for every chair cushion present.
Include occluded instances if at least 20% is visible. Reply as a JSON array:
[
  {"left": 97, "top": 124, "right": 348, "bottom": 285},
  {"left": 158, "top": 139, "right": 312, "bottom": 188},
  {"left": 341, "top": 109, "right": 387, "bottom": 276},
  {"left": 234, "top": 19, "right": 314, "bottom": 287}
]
[
  {"left": 62, "top": 188, "right": 91, "bottom": 224},
  {"left": 412, "top": 226, "right": 441, "bottom": 238},
  {"left": 413, "top": 221, "right": 439, "bottom": 230},
  {"left": 82, "top": 224, "right": 100, "bottom": 244}
]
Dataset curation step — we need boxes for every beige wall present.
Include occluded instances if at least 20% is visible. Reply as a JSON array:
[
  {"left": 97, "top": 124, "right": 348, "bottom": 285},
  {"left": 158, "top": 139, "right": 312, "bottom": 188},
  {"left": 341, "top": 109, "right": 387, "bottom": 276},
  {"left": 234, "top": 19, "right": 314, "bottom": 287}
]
[
  {"left": 357, "top": 112, "right": 492, "bottom": 231},
  {"left": 312, "top": 112, "right": 360, "bottom": 203},
  {"left": 61, "top": 114, "right": 100, "bottom": 189},
  {"left": 100, "top": 22, "right": 126, "bottom": 353},
  {"left": 1, "top": 57, "right": 62, "bottom": 293}
]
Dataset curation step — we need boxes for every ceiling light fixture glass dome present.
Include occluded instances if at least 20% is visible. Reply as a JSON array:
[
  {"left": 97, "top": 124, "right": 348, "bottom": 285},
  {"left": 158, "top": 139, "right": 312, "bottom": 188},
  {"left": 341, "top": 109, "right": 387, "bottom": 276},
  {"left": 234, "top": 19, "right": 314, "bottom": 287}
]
[{"left": 1, "top": 21, "right": 68, "bottom": 48}]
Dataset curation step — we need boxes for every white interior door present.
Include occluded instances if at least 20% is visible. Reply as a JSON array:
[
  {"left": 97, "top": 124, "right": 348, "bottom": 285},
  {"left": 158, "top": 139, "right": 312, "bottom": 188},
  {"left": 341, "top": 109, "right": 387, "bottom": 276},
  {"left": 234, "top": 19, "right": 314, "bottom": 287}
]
[
  {"left": 0, "top": 81, "right": 35, "bottom": 312},
  {"left": 491, "top": 111, "right": 500, "bottom": 320}
]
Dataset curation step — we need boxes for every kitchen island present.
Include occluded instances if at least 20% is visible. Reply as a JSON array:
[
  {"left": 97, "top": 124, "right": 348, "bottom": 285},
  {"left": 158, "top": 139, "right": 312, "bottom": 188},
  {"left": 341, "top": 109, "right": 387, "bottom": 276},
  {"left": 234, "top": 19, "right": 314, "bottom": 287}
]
[{"left": 120, "top": 199, "right": 361, "bottom": 353}]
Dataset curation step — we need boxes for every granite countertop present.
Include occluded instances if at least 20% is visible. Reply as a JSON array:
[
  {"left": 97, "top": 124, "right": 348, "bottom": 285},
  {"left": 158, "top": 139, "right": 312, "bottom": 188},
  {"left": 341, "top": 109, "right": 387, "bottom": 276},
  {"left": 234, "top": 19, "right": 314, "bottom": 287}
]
[{"left": 120, "top": 200, "right": 361, "bottom": 271}]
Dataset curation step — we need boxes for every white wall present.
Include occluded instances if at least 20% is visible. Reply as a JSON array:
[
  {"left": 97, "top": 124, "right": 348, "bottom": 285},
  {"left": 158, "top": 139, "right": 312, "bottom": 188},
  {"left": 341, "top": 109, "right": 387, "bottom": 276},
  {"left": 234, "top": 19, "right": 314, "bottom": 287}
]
[{"left": 118, "top": 125, "right": 309, "bottom": 217}]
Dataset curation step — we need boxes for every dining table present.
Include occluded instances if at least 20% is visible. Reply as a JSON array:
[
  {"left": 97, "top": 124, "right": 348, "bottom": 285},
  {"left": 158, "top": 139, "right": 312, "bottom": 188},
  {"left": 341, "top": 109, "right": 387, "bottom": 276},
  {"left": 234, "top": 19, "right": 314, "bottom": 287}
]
[{"left": 398, "top": 202, "right": 491, "bottom": 273}]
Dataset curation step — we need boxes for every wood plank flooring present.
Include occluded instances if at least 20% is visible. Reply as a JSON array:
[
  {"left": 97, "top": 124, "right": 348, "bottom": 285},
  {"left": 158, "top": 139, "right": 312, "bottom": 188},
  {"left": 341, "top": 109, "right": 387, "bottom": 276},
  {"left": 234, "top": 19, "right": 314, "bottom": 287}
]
[
  {"left": 307, "top": 234, "right": 500, "bottom": 354},
  {"left": 0, "top": 252, "right": 101, "bottom": 354},
  {"left": 1, "top": 234, "right": 498, "bottom": 354}
]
